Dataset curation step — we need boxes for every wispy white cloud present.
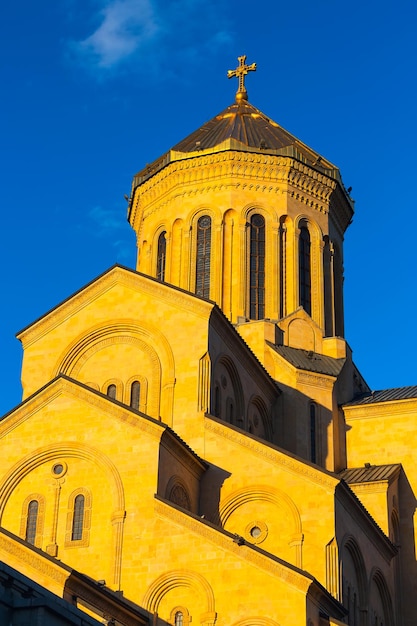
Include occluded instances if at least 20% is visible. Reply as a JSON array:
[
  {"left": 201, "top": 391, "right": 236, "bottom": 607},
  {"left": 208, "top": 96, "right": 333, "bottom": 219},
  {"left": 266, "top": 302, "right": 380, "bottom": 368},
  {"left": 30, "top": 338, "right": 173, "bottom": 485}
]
[
  {"left": 74, "top": 0, "right": 158, "bottom": 69},
  {"left": 69, "top": 0, "right": 232, "bottom": 75}
]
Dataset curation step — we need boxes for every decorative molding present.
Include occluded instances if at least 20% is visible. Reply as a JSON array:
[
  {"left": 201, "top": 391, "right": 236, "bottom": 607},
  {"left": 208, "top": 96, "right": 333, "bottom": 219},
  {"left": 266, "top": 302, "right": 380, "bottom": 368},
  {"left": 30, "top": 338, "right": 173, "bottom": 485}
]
[
  {"left": 0, "top": 532, "right": 69, "bottom": 586},
  {"left": 17, "top": 266, "right": 212, "bottom": 348},
  {"left": 344, "top": 398, "right": 417, "bottom": 420},
  {"left": 154, "top": 499, "right": 312, "bottom": 593},
  {"left": 296, "top": 371, "right": 335, "bottom": 390},
  {"left": 204, "top": 417, "right": 337, "bottom": 490},
  {"left": 134, "top": 152, "right": 337, "bottom": 218}
]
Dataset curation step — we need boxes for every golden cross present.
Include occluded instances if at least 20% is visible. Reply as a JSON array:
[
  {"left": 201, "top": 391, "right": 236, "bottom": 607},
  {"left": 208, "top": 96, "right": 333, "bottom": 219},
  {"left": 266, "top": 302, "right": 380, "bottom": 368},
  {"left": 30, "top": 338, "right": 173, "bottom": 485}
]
[{"left": 227, "top": 55, "right": 257, "bottom": 101}]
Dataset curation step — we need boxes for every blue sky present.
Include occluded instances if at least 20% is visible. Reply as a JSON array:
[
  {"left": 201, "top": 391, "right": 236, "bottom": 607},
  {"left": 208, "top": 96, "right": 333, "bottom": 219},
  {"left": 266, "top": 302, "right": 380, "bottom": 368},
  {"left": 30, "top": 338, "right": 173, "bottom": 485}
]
[{"left": 1, "top": 0, "right": 416, "bottom": 415}]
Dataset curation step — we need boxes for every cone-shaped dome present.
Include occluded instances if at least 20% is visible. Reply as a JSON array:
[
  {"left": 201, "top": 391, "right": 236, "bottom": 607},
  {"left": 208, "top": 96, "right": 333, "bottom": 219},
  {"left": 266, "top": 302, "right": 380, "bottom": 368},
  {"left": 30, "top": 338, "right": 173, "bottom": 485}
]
[{"left": 173, "top": 100, "right": 313, "bottom": 155}]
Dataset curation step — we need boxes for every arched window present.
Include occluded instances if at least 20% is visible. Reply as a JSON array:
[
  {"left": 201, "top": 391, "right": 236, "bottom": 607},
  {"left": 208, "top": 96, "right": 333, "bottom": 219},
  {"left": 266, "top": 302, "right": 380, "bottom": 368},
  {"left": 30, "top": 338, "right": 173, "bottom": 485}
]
[
  {"left": 157, "top": 231, "right": 167, "bottom": 282},
  {"left": 175, "top": 612, "right": 183, "bottom": 626},
  {"left": 25, "top": 500, "right": 38, "bottom": 545},
  {"left": 130, "top": 380, "right": 141, "bottom": 410},
  {"left": 249, "top": 214, "right": 265, "bottom": 320},
  {"left": 71, "top": 494, "right": 85, "bottom": 541},
  {"left": 195, "top": 215, "right": 211, "bottom": 298},
  {"left": 310, "top": 403, "right": 317, "bottom": 463},
  {"left": 107, "top": 384, "right": 116, "bottom": 399},
  {"left": 299, "top": 223, "right": 311, "bottom": 315}
]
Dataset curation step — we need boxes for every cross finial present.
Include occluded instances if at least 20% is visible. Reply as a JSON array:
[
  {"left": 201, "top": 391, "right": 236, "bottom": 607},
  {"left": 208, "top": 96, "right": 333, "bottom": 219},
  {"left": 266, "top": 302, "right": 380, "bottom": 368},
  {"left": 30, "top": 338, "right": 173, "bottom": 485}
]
[{"left": 227, "top": 55, "right": 257, "bottom": 102}]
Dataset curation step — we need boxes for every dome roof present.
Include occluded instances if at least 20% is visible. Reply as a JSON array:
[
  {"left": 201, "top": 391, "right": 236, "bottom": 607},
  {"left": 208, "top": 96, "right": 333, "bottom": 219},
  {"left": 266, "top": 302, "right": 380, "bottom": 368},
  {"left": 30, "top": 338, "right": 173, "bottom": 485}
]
[
  {"left": 132, "top": 99, "right": 342, "bottom": 189},
  {"left": 173, "top": 100, "right": 310, "bottom": 153}
]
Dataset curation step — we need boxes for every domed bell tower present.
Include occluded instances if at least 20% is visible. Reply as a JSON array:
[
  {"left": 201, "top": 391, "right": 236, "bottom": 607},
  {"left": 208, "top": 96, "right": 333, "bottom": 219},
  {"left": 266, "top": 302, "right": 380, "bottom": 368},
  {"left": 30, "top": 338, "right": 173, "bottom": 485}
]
[{"left": 128, "top": 57, "right": 353, "bottom": 356}]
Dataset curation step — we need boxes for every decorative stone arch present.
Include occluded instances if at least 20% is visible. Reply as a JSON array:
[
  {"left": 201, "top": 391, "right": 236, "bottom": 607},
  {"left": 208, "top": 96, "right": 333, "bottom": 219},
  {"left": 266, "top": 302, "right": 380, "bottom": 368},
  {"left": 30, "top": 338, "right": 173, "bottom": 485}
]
[
  {"left": 142, "top": 570, "right": 216, "bottom": 626},
  {"left": 294, "top": 214, "right": 324, "bottom": 328},
  {"left": 153, "top": 224, "right": 169, "bottom": 282},
  {"left": 240, "top": 202, "right": 278, "bottom": 319},
  {"left": 169, "top": 606, "right": 191, "bottom": 626},
  {"left": 211, "top": 354, "right": 244, "bottom": 426},
  {"left": 65, "top": 486, "right": 92, "bottom": 548},
  {"left": 218, "top": 485, "right": 303, "bottom": 567},
  {"left": 185, "top": 207, "right": 219, "bottom": 301},
  {"left": 0, "top": 442, "right": 126, "bottom": 588},
  {"left": 165, "top": 475, "right": 192, "bottom": 512},
  {"left": 102, "top": 377, "right": 123, "bottom": 402},
  {"left": 247, "top": 394, "right": 272, "bottom": 441},
  {"left": 124, "top": 374, "right": 148, "bottom": 413},
  {"left": 230, "top": 617, "right": 281, "bottom": 626},
  {"left": 340, "top": 535, "right": 367, "bottom": 625},
  {"left": 369, "top": 567, "right": 394, "bottom": 626},
  {"left": 53, "top": 319, "right": 175, "bottom": 425},
  {"left": 19, "top": 493, "right": 46, "bottom": 548}
]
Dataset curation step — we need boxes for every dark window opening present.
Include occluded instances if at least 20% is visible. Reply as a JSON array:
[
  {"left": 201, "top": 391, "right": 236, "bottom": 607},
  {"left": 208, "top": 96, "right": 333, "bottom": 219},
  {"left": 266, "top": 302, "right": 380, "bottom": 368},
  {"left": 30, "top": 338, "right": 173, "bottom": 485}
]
[
  {"left": 249, "top": 214, "right": 265, "bottom": 319},
  {"left": 72, "top": 494, "right": 85, "bottom": 541},
  {"left": 157, "top": 231, "right": 167, "bottom": 282},
  {"left": 107, "top": 384, "right": 117, "bottom": 399},
  {"left": 130, "top": 381, "right": 141, "bottom": 410},
  {"left": 25, "top": 500, "right": 38, "bottom": 545},
  {"left": 299, "top": 224, "right": 311, "bottom": 315},
  {"left": 195, "top": 216, "right": 211, "bottom": 299}
]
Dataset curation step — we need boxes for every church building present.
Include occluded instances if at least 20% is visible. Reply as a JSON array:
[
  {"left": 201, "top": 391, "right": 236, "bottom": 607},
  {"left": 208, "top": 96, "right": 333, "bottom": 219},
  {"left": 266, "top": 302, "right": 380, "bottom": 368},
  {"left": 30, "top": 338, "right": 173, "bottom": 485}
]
[{"left": 1, "top": 56, "right": 416, "bottom": 626}]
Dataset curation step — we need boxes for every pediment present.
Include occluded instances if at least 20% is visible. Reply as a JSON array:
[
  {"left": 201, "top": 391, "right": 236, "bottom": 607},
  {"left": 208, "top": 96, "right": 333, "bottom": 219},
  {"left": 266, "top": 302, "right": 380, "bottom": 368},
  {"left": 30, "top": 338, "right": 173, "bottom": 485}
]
[
  {"left": 17, "top": 265, "right": 213, "bottom": 349},
  {"left": 0, "top": 375, "right": 164, "bottom": 442}
]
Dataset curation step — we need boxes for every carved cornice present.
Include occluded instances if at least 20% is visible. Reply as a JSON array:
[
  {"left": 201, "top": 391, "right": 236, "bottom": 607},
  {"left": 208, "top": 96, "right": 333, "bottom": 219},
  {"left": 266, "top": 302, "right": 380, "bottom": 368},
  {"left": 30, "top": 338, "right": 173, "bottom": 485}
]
[
  {"left": 18, "top": 266, "right": 213, "bottom": 348},
  {"left": 0, "top": 530, "right": 69, "bottom": 586},
  {"left": 132, "top": 152, "right": 338, "bottom": 226},
  {"left": 154, "top": 497, "right": 312, "bottom": 593},
  {"left": 343, "top": 398, "right": 417, "bottom": 421},
  {"left": 204, "top": 416, "right": 338, "bottom": 490},
  {"left": 296, "top": 371, "right": 335, "bottom": 390}
]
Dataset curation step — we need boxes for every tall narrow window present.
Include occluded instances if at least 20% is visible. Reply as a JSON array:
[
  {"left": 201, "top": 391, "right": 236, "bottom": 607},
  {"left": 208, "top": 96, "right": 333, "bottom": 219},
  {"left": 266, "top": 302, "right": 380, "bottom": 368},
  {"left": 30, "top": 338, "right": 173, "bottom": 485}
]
[
  {"left": 195, "top": 216, "right": 211, "bottom": 298},
  {"left": 71, "top": 494, "right": 85, "bottom": 541},
  {"left": 157, "top": 231, "right": 167, "bottom": 282},
  {"left": 310, "top": 403, "right": 317, "bottom": 463},
  {"left": 175, "top": 612, "right": 183, "bottom": 626},
  {"left": 299, "top": 223, "right": 311, "bottom": 315},
  {"left": 107, "top": 384, "right": 116, "bottom": 399},
  {"left": 130, "top": 380, "right": 141, "bottom": 410},
  {"left": 25, "top": 500, "right": 38, "bottom": 545},
  {"left": 249, "top": 214, "right": 265, "bottom": 319}
]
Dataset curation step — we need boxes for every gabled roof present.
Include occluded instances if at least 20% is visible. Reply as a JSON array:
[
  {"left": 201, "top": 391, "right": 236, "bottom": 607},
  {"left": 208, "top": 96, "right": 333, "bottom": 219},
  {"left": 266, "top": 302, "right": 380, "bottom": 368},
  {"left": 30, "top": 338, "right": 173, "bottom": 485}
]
[
  {"left": 345, "top": 386, "right": 417, "bottom": 406},
  {"left": 339, "top": 464, "right": 401, "bottom": 484},
  {"left": 267, "top": 343, "right": 345, "bottom": 377}
]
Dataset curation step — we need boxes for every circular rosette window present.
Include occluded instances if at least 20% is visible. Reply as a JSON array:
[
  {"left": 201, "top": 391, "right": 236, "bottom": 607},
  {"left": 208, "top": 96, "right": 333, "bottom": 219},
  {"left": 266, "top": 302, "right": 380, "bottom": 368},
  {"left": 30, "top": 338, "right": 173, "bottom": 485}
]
[
  {"left": 51, "top": 462, "right": 68, "bottom": 478},
  {"left": 245, "top": 520, "right": 268, "bottom": 544}
]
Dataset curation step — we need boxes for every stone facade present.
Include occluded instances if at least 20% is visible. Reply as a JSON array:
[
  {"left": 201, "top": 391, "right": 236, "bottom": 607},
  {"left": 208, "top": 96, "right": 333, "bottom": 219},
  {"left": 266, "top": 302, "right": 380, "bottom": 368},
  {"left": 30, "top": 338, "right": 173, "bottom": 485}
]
[{"left": 0, "top": 92, "right": 416, "bottom": 626}]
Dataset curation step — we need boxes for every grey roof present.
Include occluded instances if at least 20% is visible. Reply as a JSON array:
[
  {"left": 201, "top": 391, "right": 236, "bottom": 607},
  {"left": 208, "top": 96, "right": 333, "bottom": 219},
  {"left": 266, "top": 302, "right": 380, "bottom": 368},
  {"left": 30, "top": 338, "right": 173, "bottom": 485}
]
[
  {"left": 345, "top": 386, "right": 417, "bottom": 406},
  {"left": 340, "top": 464, "right": 401, "bottom": 484},
  {"left": 267, "top": 343, "right": 345, "bottom": 377}
]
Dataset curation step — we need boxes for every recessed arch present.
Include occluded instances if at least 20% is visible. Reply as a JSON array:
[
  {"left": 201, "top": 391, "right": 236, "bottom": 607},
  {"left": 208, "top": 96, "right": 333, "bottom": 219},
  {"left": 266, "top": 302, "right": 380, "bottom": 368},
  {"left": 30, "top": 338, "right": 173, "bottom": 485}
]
[
  {"left": 231, "top": 617, "right": 281, "bottom": 626},
  {"left": 218, "top": 485, "right": 302, "bottom": 534},
  {"left": 369, "top": 567, "right": 394, "bottom": 626},
  {"left": 142, "top": 569, "right": 215, "bottom": 615},
  {"left": 212, "top": 355, "right": 244, "bottom": 425},
  {"left": 53, "top": 320, "right": 175, "bottom": 423},
  {"left": 0, "top": 442, "right": 125, "bottom": 521}
]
